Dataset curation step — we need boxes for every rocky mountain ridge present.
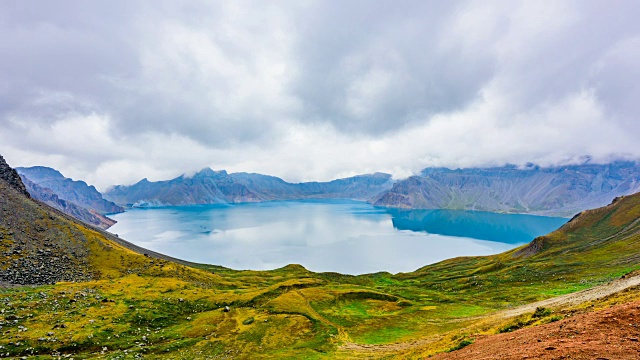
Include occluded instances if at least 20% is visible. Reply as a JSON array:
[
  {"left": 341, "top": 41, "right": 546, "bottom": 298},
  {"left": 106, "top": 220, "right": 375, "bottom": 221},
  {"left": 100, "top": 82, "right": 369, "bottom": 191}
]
[
  {"left": 16, "top": 166, "right": 124, "bottom": 215},
  {"left": 12, "top": 160, "right": 640, "bottom": 219},
  {"left": 15, "top": 166, "right": 123, "bottom": 229},
  {"left": 104, "top": 169, "right": 394, "bottom": 207},
  {"left": 20, "top": 176, "right": 116, "bottom": 230},
  {"left": 371, "top": 161, "right": 640, "bottom": 217}
]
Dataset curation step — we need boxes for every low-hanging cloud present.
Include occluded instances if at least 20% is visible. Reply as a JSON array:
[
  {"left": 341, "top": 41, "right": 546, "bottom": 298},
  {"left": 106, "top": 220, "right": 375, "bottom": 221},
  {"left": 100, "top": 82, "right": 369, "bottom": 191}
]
[{"left": 1, "top": 0, "right": 639, "bottom": 190}]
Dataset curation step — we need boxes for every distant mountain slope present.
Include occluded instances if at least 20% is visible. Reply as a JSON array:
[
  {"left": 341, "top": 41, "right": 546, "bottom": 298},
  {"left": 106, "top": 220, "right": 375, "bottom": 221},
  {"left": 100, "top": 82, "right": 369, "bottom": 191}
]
[
  {"left": 20, "top": 175, "right": 116, "bottom": 229},
  {"left": 104, "top": 169, "right": 393, "bottom": 207},
  {"left": 232, "top": 171, "right": 393, "bottom": 200},
  {"left": 104, "top": 169, "right": 263, "bottom": 206},
  {"left": 371, "top": 161, "right": 640, "bottom": 217},
  {"left": 16, "top": 166, "right": 124, "bottom": 214}
]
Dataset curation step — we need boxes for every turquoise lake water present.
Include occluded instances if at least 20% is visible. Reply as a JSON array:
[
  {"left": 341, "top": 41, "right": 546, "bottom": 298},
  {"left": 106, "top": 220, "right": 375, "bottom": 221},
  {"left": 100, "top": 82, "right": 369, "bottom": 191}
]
[{"left": 108, "top": 200, "right": 568, "bottom": 275}]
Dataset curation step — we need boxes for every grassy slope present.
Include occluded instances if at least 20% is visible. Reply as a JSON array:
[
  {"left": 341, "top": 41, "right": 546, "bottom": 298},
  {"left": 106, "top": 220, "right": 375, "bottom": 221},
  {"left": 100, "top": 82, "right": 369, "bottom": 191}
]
[{"left": 1, "top": 183, "right": 639, "bottom": 358}]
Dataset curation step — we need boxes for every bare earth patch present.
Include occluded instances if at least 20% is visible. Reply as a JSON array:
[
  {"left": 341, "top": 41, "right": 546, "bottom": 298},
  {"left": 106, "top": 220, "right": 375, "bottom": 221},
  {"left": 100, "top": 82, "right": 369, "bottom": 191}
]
[{"left": 432, "top": 299, "right": 640, "bottom": 359}]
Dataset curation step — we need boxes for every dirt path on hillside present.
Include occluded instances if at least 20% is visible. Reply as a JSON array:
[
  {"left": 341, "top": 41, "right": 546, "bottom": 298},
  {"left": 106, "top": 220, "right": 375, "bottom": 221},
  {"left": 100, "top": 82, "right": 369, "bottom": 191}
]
[
  {"left": 498, "top": 274, "right": 640, "bottom": 319},
  {"left": 340, "top": 335, "right": 442, "bottom": 352}
]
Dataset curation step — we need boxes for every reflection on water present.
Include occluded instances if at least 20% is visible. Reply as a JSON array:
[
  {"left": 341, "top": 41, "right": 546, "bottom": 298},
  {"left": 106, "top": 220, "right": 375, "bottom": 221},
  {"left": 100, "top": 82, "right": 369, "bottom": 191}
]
[
  {"left": 387, "top": 208, "right": 567, "bottom": 244},
  {"left": 109, "top": 200, "right": 567, "bottom": 275}
]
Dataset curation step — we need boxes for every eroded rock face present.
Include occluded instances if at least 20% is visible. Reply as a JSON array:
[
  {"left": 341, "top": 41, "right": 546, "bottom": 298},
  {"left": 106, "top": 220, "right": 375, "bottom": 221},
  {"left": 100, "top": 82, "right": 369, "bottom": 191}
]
[
  {"left": 372, "top": 162, "right": 640, "bottom": 217},
  {"left": 16, "top": 166, "right": 123, "bottom": 215},
  {"left": 0, "top": 155, "right": 30, "bottom": 198},
  {"left": 20, "top": 176, "right": 116, "bottom": 230}
]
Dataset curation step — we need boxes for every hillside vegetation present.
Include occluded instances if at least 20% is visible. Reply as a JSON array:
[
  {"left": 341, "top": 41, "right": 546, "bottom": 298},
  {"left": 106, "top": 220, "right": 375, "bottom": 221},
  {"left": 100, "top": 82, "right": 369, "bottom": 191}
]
[{"left": 1, "top": 156, "right": 640, "bottom": 358}]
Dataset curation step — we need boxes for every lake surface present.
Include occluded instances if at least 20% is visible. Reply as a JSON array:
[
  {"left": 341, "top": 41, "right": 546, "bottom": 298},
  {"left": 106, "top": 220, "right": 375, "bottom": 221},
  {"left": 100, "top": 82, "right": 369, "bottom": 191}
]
[{"left": 109, "top": 200, "right": 567, "bottom": 275}]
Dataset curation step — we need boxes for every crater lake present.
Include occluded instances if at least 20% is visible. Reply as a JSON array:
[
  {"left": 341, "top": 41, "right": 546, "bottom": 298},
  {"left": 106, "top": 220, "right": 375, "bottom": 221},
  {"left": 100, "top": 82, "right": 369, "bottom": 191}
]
[{"left": 108, "top": 200, "right": 568, "bottom": 274}]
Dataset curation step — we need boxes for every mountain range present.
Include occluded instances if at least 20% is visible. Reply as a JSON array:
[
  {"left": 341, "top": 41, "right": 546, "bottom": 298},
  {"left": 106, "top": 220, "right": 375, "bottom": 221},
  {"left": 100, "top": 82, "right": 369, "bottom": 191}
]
[
  {"left": 16, "top": 166, "right": 123, "bottom": 229},
  {"left": 371, "top": 161, "right": 640, "bottom": 217},
  {"left": 104, "top": 168, "right": 394, "bottom": 207},
  {"left": 11, "top": 161, "right": 640, "bottom": 223}
]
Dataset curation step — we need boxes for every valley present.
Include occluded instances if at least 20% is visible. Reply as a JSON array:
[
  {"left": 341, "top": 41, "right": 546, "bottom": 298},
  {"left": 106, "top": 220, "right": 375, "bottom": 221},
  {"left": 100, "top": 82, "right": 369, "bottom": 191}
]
[{"left": 1, "top": 155, "right": 640, "bottom": 358}]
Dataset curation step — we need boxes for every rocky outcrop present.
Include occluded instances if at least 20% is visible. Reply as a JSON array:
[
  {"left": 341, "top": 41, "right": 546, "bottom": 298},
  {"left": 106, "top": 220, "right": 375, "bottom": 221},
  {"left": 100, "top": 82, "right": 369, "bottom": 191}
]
[
  {"left": 0, "top": 155, "right": 30, "bottom": 198},
  {"left": 105, "top": 169, "right": 394, "bottom": 207},
  {"left": 0, "top": 235, "right": 92, "bottom": 285},
  {"left": 371, "top": 162, "right": 640, "bottom": 217},
  {"left": 16, "top": 166, "right": 123, "bottom": 214}
]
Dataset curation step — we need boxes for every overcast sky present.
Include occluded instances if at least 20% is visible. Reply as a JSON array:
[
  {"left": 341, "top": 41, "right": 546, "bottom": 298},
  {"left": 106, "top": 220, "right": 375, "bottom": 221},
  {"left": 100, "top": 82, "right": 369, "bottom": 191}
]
[{"left": 1, "top": 1, "right": 639, "bottom": 190}]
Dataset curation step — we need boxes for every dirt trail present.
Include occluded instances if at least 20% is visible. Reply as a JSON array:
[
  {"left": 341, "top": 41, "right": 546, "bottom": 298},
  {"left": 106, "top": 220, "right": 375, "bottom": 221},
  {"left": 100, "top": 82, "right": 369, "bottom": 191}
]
[
  {"left": 499, "top": 274, "right": 640, "bottom": 319},
  {"left": 340, "top": 335, "right": 441, "bottom": 353}
]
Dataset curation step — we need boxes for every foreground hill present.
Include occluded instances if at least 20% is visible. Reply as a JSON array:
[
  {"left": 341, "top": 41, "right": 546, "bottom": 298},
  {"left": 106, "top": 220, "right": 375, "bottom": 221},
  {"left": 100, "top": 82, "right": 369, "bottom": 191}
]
[
  {"left": 1, "top": 154, "right": 640, "bottom": 358},
  {"left": 372, "top": 161, "right": 640, "bottom": 217},
  {"left": 1, "top": 156, "right": 207, "bottom": 285},
  {"left": 104, "top": 168, "right": 393, "bottom": 207}
]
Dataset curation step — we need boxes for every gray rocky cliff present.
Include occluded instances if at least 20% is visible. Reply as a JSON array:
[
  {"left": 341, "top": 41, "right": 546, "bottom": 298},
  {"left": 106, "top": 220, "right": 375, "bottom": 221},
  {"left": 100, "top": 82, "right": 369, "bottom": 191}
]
[{"left": 371, "top": 162, "right": 640, "bottom": 217}]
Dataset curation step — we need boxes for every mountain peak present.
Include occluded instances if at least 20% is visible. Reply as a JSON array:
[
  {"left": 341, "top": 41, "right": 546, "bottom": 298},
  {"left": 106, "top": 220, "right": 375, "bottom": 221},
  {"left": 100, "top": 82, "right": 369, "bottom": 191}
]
[
  {"left": 15, "top": 166, "right": 65, "bottom": 182},
  {"left": 193, "top": 167, "right": 228, "bottom": 178}
]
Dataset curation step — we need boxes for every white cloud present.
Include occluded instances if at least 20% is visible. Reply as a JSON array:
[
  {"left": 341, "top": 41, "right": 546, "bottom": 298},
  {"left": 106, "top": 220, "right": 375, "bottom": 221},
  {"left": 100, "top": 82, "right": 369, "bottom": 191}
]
[{"left": 1, "top": 0, "right": 639, "bottom": 190}]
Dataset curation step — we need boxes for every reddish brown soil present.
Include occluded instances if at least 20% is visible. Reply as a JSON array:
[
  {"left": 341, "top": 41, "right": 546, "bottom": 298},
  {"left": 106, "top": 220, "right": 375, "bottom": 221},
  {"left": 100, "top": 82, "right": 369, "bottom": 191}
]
[{"left": 432, "top": 300, "right": 640, "bottom": 360}]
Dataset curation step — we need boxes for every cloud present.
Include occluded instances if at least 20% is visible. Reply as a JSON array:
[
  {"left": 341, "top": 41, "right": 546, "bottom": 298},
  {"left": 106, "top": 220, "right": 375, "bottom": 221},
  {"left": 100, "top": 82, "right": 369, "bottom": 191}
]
[{"left": 1, "top": 0, "right": 639, "bottom": 190}]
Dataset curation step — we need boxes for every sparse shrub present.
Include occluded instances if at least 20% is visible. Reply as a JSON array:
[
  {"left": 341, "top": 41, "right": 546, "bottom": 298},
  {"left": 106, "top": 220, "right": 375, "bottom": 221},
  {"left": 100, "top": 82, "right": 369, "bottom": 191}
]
[
  {"left": 498, "top": 316, "right": 532, "bottom": 333},
  {"left": 447, "top": 338, "right": 474, "bottom": 352},
  {"left": 532, "top": 306, "right": 552, "bottom": 318},
  {"left": 547, "top": 315, "right": 563, "bottom": 322}
]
